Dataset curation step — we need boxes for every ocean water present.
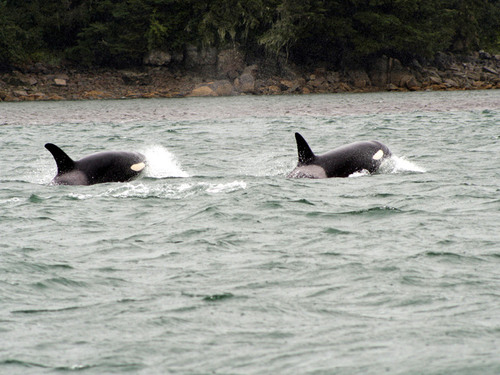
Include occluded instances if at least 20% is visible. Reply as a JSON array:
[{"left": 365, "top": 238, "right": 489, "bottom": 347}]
[{"left": 1, "top": 90, "right": 499, "bottom": 374}]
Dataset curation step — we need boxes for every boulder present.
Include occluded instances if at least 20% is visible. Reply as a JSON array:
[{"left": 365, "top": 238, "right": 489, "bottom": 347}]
[
  {"left": 482, "top": 66, "right": 498, "bottom": 75},
  {"left": 211, "top": 80, "right": 234, "bottom": 96},
  {"left": 188, "top": 85, "right": 215, "bottom": 97},
  {"left": 53, "top": 78, "right": 67, "bottom": 86},
  {"left": 326, "top": 71, "right": 340, "bottom": 84},
  {"left": 434, "top": 52, "right": 454, "bottom": 70},
  {"left": 347, "top": 69, "right": 371, "bottom": 88},
  {"left": 217, "top": 49, "right": 245, "bottom": 79},
  {"left": 268, "top": 85, "right": 281, "bottom": 94},
  {"left": 279, "top": 79, "right": 295, "bottom": 92},
  {"left": 184, "top": 45, "right": 217, "bottom": 72},
  {"left": 234, "top": 65, "right": 258, "bottom": 94},
  {"left": 443, "top": 79, "right": 459, "bottom": 88},
  {"left": 13, "top": 90, "right": 28, "bottom": 97},
  {"left": 234, "top": 73, "right": 254, "bottom": 93},
  {"left": 387, "top": 58, "right": 421, "bottom": 89},
  {"left": 188, "top": 80, "right": 235, "bottom": 97},
  {"left": 368, "top": 56, "right": 389, "bottom": 87},
  {"left": 144, "top": 50, "right": 172, "bottom": 66}
]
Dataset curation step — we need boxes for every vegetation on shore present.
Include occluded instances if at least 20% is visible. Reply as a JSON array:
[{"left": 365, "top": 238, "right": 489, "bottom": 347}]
[{"left": 1, "top": 0, "right": 499, "bottom": 71}]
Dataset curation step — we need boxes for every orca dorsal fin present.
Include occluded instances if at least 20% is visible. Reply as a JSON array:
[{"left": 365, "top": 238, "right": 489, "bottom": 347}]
[
  {"left": 45, "top": 143, "right": 75, "bottom": 174},
  {"left": 295, "top": 132, "right": 315, "bottom": 165}
]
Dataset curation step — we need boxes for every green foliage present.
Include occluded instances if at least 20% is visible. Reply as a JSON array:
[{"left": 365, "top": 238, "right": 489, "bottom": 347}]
[
  {"left": 146, "top": 12, "right": 168, "bottom": 50},
  {"left": 196, "top": 0, "right": 271, "bottom": 47},
  {"left": 0, "top": 1, "right": 27, "bottom": 67},
  {"left": 1, "top": 0, "right": 499, "bottom": 68}
]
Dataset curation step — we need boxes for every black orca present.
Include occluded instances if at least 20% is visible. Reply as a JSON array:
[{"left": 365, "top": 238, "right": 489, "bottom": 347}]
[
  {"left": 45, "top": 143, "right": 147, "bottom": 185},
  {"left": 287, "top": 132, "right": 391, "bottom": 178}
]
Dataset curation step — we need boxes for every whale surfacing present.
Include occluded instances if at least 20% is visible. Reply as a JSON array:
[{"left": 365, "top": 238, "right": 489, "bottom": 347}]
[
  {"left": 287, "top": 133, "right": 391, "bottom": 179},
  {"left": 45, "top": 143, "right": 146, "bottom": 185}
]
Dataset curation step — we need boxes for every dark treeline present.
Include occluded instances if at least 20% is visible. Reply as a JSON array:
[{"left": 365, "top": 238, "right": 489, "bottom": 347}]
[{"left": 1, "top": 0, "right": 499, "bottom": 70}]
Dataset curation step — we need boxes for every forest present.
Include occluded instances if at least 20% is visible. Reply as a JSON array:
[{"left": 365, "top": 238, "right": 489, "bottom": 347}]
[{"left": 1, "top": 0, "right": 499, "bottom": 70}]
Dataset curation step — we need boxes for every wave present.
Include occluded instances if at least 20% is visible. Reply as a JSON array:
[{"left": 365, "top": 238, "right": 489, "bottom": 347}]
[{"left": 66, "top": 180, "right": 247, "bottom": 200}]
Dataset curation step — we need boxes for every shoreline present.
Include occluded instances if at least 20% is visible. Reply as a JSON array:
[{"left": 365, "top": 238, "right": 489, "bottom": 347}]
[{"left": 1, "top": 53, "right": 499, "bottom": 102}]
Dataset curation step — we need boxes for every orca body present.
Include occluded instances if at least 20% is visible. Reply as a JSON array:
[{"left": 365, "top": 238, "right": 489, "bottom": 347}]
[
  {"left": 287, "top": 133, "right": 391, "bottom": 178},
  {"left": 45, "top": 143, "right": 146, "bottom": 185}
]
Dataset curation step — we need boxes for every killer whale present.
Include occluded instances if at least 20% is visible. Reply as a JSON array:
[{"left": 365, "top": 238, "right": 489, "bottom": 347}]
[
  {"left": 287, "top": 133, "right": 391, "bottom": 178},
  {"left": 45, "top": 143, "right": 147, "bottom": 185}
]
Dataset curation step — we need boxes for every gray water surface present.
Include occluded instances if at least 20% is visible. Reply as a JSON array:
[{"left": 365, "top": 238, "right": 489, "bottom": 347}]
[{"left": 1, "top": 91, "right": 499, "bottom": 374}]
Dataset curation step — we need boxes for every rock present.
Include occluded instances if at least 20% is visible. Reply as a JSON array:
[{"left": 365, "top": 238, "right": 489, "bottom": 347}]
[
  {"left": 337, "top": 82, "right": 352, "bottom": 92},
  {"left": 217, "top": 49, "right": 245, "bottom": 79},
  {"left": 427, "top": 75, "right": 443, "bottom": 85},
  {"left": 309, "top": 75, "right": 328, "bottom": 89},
  {"left": 211, "top": 80, "right": 234, "bottom": 96},
  {"left": 53, "top": 78, "right": 67, "bottom": 86},
  {"left": 443, "top": 79, "right": 459, "bottom": 88},
  {"left": 171, "top": 51, "right": 184, "bottom": 64},
  {"left": 82, "top": 90, "right": 111, "bottom": 99},
  {"left": 434, "top": 52, "right": 454, "bottom": 70},
  {"left": 234, "top": 72, "right": 255, "bottom": 93},
  {"left": 326, "top": 71, "right": 340, "bottom": 84},
  {"left": 188, "top": 85, "right": 216, "bottom": 97},
  {"left": 482, "top": 66, "right": 498, "bottom": 75},
  {"left": 13, "top": 90, "right": 28, "bottom": 97},
  {"left": 400, "top": 74, "right": 421, "bottom": 89},
  {"left": 28, "top": 63, "right": 50, "bottom": 74},
  {"left": 279, "top": 80, "right": 294, "bottom": 91},
  {"left": 368, "top": 56, "right": 389, "bottom": 87},
  {"left": 45, "top": 94, "right": 65, "bottom": 100},
  {"left": 466, "top": 70, "right": 481, "bottom": 81},
  {"left": 268, "top": 85, "right": 281, "bottom": 94},
  {"left": 234, "top": 64, "right": 258, "bottom": 94},
  {"left": 144, "top": 50, "right": 172, "bottom": 66},
  {"left": 184, "top": 45, "right": 217, "bottom": 70},
  {"left": 479, "top": 50, "right": 492, "bottom": 60},
  {"left": 26, "top": 92, "right": 46, "bottom": 100},
  {"left": 121, "top": 71, "right": 151, "bottom": 85},
  {"left": 347, "top": 69, "right": 371, "bottom": 88},
  {"left": 188, "top": 80, "right": 236, "bottom": 96},
  {"left": 4, "top": 76, "right": 28, "bottom": 86},
  {"left": 242, "top": 64, "right": 259, "bottom": 76}
]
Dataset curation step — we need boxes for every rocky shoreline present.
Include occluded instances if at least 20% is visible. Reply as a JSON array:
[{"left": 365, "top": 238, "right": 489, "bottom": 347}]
[{"left": 1, "top": 50, "right": 499, "bottom": 102}]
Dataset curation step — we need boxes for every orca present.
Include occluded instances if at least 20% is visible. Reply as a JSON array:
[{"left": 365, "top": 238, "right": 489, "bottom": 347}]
[
  {"left": 45, "top": 143, "right": 147, "bottom": 185},
  {"left": 287, "top": 132, "right": 391, "bottom": 178}
]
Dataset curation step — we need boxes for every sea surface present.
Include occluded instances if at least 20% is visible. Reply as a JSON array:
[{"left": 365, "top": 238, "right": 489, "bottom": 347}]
[{"left": 1, "top": 90, "right": 499, "bottom": 374}]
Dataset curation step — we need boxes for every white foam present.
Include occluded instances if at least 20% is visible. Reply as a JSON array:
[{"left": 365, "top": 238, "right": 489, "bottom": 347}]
[
  {"left": 348, "top": 169, "right": 371, "bottom": 178},
  {"left": 381, "top": 155, "right": 426, "bottom": 174},
  {"left": 206, "top": 181, "right": 247, "bottom": 193},
  {"left": 72, "top": 180, "right": 249, "bottom": 199},
  {"left": 347, "top": 155, "right": 425, "bottom": 178},
  {"left": 142, "top": 145, "right": 189, "bottom": 178}
]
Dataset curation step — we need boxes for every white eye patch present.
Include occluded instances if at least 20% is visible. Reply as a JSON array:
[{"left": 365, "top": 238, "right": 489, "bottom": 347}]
[
  {"left": 130, "top": 162, "right": 146, "bottom": 172},
  {"left": 372, "top": 150, "right": 384, "bottom": 160}
]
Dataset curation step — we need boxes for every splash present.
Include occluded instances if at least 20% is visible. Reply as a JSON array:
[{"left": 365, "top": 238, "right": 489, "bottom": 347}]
[
  {"left": 347, "top": 155, "right": 426, "bottom": 177},
  {"left": 381, "top": 155, "right": 426, "bottom": 174},
  {"left": 142, "top": 145, "right": 189, "bottom": 178}
]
